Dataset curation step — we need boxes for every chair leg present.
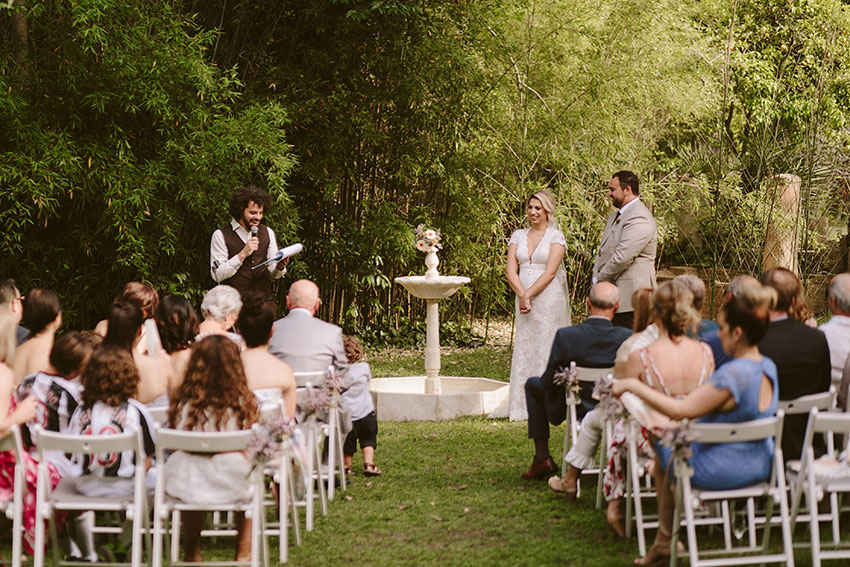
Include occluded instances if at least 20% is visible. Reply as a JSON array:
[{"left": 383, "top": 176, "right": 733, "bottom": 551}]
[
  {"left": 11, "top": 463, "right": 23, "bottom": 567},
  {"left": 33, "top": 469, "right": 47, "bottom": 567},
  {"left": 327, "top": 411, "right": 337, "bottom": 501},
  {"left": 808, "top": 473, "right": 822, "bottom": 567},
  {"left": 335, "top": 413, "right": 347, "bottom": 492},
  {"left": 285, "top": 457, "right": 301, "bottom": 546}
]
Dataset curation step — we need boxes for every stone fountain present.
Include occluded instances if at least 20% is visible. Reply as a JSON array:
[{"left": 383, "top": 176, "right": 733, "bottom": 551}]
[{"left": 369, "top": 237, "right": 509, "bottom": 421}]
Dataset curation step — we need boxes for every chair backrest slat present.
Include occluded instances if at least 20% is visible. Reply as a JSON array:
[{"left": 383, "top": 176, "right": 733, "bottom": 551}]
[
  {"left": 293, "top": 371, "right": 326, "bottom": 388},
  {"left": 778, "top": 386, "right": 836, "bottom": 415},
  {"left": 812, "top": 410, "right": 850, "bottom": 435},
  {"left": 575, "top": 366, "right": 613, "bottom": 383},
  {"left": 36, "top": 428, "right": 141, "bottom": 454},
  {"left": 690, "top": 414, "right": 782, "bottom": 444},
  {"left": 154, "top": 426, "right": 253, "bottom": 454}
]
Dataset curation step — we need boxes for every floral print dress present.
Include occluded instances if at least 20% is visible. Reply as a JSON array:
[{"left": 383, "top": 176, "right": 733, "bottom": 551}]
[{"left": 0, "top": 396, "right": 63, "bottom": 554}]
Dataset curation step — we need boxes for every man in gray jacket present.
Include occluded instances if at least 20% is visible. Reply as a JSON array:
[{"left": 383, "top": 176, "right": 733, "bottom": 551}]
[
  {"left": 592, "top": 170, "right": 657, "bottom": 328},
  {"left": 268, "top": 279, "right": 348, "bottom": 387}
]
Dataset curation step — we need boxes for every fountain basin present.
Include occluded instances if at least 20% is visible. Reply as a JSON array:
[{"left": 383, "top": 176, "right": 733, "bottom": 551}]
[
  {"left": 370, "top": 376, "right": 509, "bottom": 421},
  {"left": 394, "top": 275, "right": 471, "bottom": 300}
]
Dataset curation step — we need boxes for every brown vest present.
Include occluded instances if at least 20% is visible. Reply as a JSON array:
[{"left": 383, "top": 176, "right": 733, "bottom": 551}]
[{"left": 220, "top": 224, "right": 272, "bottom": 300}]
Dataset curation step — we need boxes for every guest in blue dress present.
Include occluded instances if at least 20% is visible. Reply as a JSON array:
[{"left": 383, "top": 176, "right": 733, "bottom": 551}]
[{"left": 613, "top": 279, "right": 778, "bottom": 566}]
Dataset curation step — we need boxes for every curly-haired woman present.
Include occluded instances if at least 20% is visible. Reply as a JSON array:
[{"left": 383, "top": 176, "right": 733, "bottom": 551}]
[{"left": 165, "top": 335, "right": 259, "bottom": 563}]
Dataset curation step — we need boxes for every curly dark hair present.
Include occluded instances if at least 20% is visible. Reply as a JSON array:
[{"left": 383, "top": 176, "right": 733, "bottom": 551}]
[
  {"left": 168, "top": 335, "right": 258, "bottom": 431},
  {"left": 342, "top": 335, "right": 363, "bottom": 363},
  {"left": 228, "top": 185, "right": 273, "bottom": 220},
  {"left": 81, "top": 345, "right": 140, "bottom": 407},
  {"left": 155, "top": 295, "right": 199, "bottom": 353}
]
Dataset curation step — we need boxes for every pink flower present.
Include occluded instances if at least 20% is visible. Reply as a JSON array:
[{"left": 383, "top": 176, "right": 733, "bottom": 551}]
[
  {"left": 423, "top": 229, "right": 437, "bottom": 240},
  {"left": 416, "top": 240, "right": 429, "bottom": 251}
]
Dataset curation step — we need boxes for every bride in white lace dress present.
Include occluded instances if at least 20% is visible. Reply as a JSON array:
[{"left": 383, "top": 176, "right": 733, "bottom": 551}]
[{"left": 505, "top": 190, "right": 571, "bottom": 421}]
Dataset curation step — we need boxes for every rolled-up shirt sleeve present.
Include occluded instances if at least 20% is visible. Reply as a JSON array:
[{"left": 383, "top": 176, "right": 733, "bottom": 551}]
[
  {"left": 210, "top": 228, "right": 244, "bottom": 282},
  {"left": 266, "top": 228, "right": 286, "bottom": 280}
]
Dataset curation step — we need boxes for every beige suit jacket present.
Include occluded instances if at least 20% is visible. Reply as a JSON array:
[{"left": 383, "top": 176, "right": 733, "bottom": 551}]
[
  {"left": 268, "top": 309, "right": 349, "bottom": 387},
  {"left": 592, "top": 198, "right": 657, "bottom": 312}
]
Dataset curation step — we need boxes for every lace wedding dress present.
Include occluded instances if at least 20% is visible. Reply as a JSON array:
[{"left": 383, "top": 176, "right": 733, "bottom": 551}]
[{"left": 508, "top": 227, "right": 571, "bottom": 421}]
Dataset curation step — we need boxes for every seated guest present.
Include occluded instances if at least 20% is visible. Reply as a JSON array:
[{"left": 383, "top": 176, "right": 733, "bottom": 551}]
[
  {"left": 341, "top": 336, "right": 381, "bottom": 476},
  {"left": 237, "top": 294, "right": 296, "bottom": 418},
  {"left": 613, "top": 280, "right": 778, "bottom": 566},
  {"left": 165, "top": 336, "right": 259, "bottom": 563},
  {"left": 598, "top": 288, "right": 656, "bottom": 535},
  {"left": 611, "top": 288, "right": 657, "bottom": 377},
  {"left": 197, "top": 285, "right": 243, "bottom": 348},
  {"left": 521, "top": 282, "right": 631, "bottom": 481},
  {"left": 94, "top": 282, "right": 159, "bottom": 355},
  {"left": 68, "top": 345, "right": 156, "bottom": 498},
  {"left": 12, "top": 289, "right": 62, "bottom": 384},
  {"left": 674, "top": 274, "right": 719, "bottom": 339},
  {"left": 104, "top": 300, "right": 171, "bottom": 404},
  {"left": 269, "top": 279, "right": 348, "bottom": 384},
  {"left": 820, "top": 273, "right": 850, "bottom": 389},
  {"left": 0, "top": 279, "right": 29, "bottom": 345},
  {"left": 0, "top": 313, "right": 45, "bottom": 555},
  {"left": 19, "top": 331, "right": 102, "bottom": 474},
  {"left": 703, "top": 275, "right": 760, "bottom": 369},
  {"left": 18, "top": 331, "right": 102, "bottom": 562},
  {"left": 154, "top": 295, "right": 199, "bottom": 395},
  {"left": 759, "top": 267, "right": 830, "bottom": 460}
]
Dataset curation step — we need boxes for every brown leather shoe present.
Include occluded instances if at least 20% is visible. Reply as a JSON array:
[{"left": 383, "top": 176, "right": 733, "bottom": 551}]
[{"left": 521, "top": 457, "right": 558, "bottom": 480}]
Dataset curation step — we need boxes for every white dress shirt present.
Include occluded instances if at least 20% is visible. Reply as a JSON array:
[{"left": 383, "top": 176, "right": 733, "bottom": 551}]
[{"left": 210, "top": 219, "right": 285, "bottom": 282}]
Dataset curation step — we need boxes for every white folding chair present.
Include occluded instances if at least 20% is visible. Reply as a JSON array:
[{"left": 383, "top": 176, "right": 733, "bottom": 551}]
[
  {"left": 779, "top": 388, "right": 837, "bottom": 529},
  {"left": 292, "top": 371, "right": 325, "bottom": 389},
  {"left": 298, "top": 405, "right": 328, "bottom": 532},
  {"left": 322, "top": 392, "right": 347, "bottom": 501},
  {"left": 0, "top": 425, "right": 25, "bottom": 567},
  {"left": 788, "top": 409, "right": 850, "bottom": 567},
  {"left": 151, "top": 426, "right": 264, "bottom": 567},
  {"left": 33, "top": 427, "right": 149, "bottom": 567},
  {"left": 670, "top": 412, "right": 794, "bottom": 567},
  {"left": 254, "top": 399, "right": 301, "bottom": 564},
  {"left": 562, "top": 365, "right": 613, "bottom": 506},
  {"left": 625, "top": 419, "right": 727, "bottom": 557}
]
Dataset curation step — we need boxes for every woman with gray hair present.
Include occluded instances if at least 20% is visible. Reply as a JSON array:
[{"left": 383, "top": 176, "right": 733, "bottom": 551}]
[
  {"left": 505, "top": 190, "right": 571, "bottom": 421},
  {"left": 196, "top": 285, "right": 244, "bottom": 349}
]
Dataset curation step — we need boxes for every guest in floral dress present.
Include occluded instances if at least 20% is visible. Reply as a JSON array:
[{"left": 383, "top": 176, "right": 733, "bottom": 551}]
[{"left": 0, "top": 312, "right": 60, "bottom": 555}]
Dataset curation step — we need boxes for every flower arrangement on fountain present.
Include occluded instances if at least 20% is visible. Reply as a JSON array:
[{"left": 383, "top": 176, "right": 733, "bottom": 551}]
[{"left": 414, "top": 224, "right": 442, "bottom": 253}]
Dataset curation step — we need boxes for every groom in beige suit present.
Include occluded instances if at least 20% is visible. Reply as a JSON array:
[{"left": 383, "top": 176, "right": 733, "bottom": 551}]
[{"left": 592, "top": 170, "right": 657, "bottom": 329}]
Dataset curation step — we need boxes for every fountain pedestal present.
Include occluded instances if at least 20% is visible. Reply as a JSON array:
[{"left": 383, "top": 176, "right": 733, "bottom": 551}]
[{"left": 368, "top": 245, "right": 509, "bottom": 421}]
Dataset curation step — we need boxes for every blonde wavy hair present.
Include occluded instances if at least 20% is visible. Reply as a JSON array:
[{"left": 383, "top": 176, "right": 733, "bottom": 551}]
[
  {"left": 652, "top": 280, "right": 699, "bottom": 339},
  {"left": 526, "top": 190, "right": 557, "bottom": 227}
]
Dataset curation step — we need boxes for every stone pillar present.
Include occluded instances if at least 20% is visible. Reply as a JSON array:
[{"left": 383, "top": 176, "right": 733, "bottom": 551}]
[
  {"left": 424, "top": 299, "right": 441, "bottom": 394},
  {"left": 763, "top": 173, "right": 801, "bottom": 274}
]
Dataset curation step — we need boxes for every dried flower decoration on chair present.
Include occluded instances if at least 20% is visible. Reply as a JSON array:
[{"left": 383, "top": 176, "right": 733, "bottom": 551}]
[
  {"left": 246, "top": 415, "right": 297, "bottom": 471},
  {"left": 414, "top": 224, "right": 442, "bottom": 253},
  {"left": 592, "top": 373, "right": 626, "bottom": 422}
]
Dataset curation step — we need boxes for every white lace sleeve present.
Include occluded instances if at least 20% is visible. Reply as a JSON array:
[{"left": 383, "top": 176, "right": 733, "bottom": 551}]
[
  {"left": 508, "top": 229, "right": 522, "bottom": 246},
  {"left": 550, "top": 228, "right": 567, "bottom": 247}
]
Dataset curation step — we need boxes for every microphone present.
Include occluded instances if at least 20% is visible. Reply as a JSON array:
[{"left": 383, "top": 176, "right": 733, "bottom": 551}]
[
  {"left": 250, "top": 225, "right": 258, "bottom": 239},
  {"left": 252, "top": 243, "right": 303, "bottom": 269}
]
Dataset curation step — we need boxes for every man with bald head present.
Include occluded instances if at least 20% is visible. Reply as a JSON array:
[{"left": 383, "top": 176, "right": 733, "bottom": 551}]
[
  {"left": 268, "top": 279, "right": 348, "bottom": 386},
  {"left": 521, "top": 282, "right": 631, "bottom": 481}
]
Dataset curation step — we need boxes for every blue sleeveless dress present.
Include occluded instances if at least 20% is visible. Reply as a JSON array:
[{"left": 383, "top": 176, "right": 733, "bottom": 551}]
[{"left": 656, "top": 357, "right": 779, "bottom": 490}]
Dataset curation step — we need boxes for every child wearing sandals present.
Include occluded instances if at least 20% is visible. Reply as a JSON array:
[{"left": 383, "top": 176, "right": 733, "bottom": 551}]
[{"left": 341, "top": 336, "right": 381, "bottom": 477}]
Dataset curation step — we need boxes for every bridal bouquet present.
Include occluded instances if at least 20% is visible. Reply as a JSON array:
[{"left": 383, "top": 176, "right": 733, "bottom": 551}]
[{"left": 414, "top": 224, "right": 442, "bottom": 252}]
